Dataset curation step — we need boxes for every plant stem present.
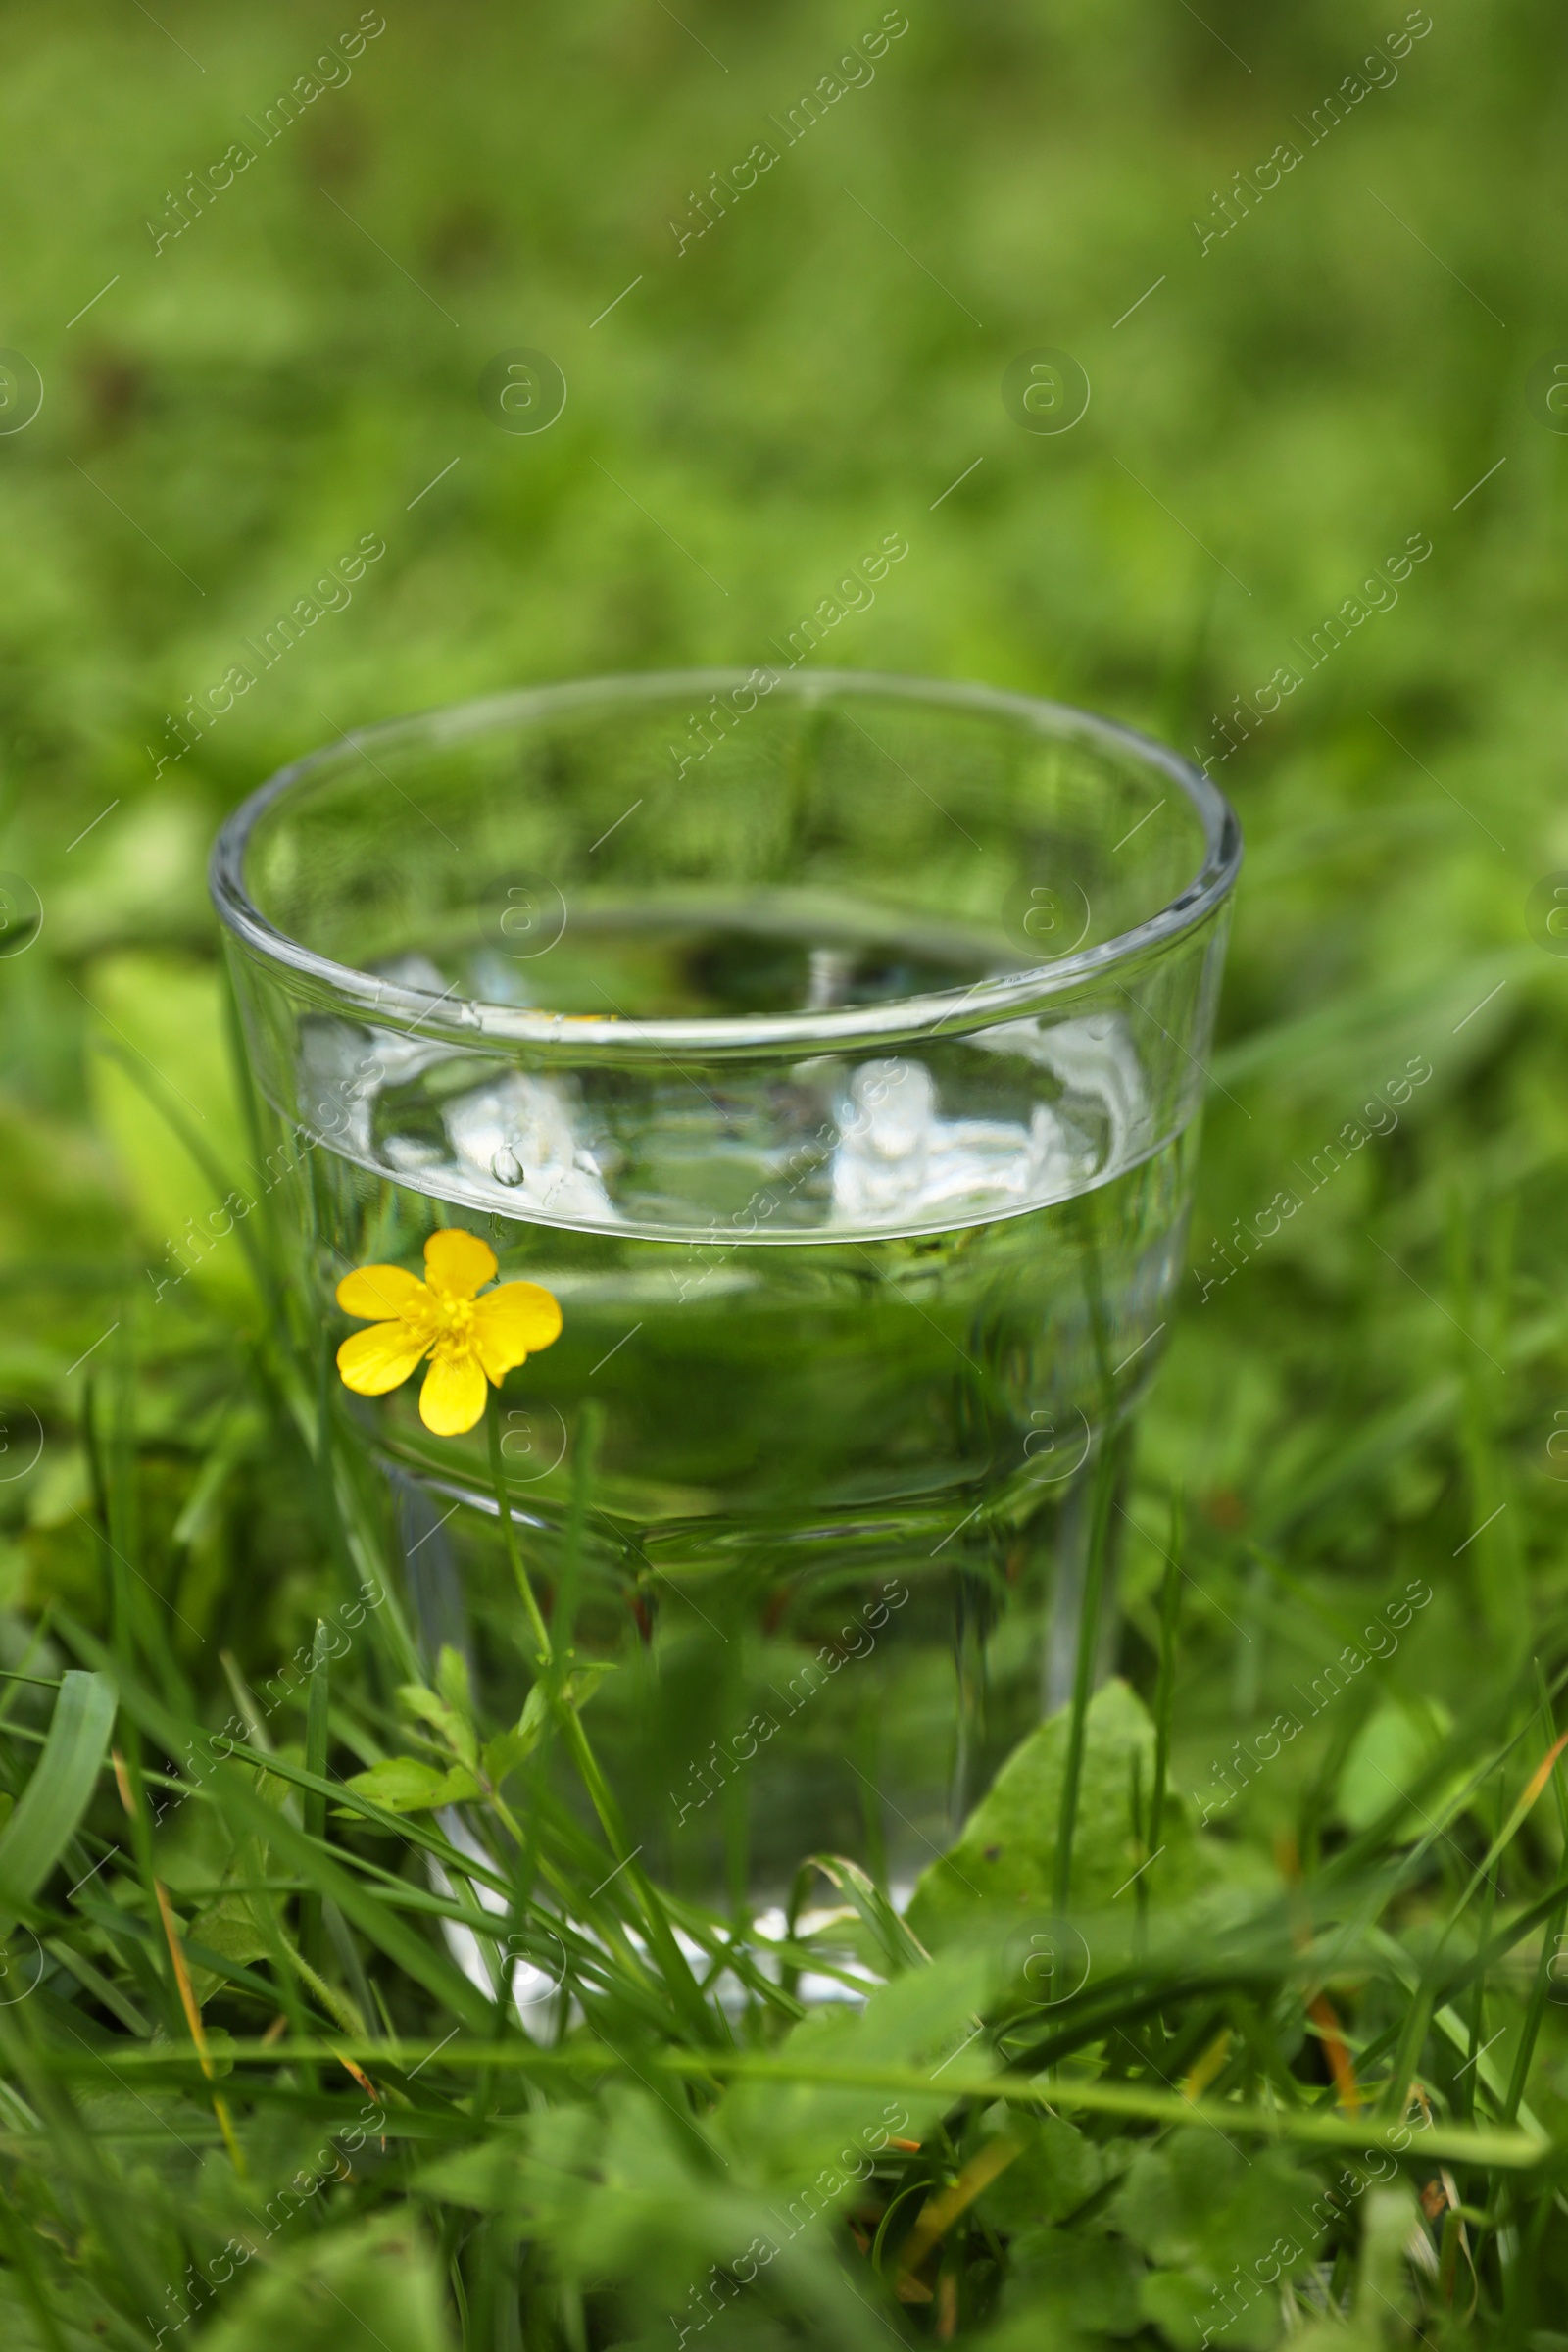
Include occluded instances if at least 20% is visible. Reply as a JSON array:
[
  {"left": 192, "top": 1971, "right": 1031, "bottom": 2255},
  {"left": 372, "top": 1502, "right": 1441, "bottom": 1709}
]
[
  {"left": 485, "top": 1392, "right": 719, "bottom": 2044},
  {"left": 487, "top": 1397, "right": 555, "bottom": 1672},
  {"left": 1052, "top": 1430, "right": 1119, "bottom": 1918},
  {"left": 515, "top": 1404, "right": 605, "bottom": 1919},
  {"left": 556, "top": 1400, "right": 602, "bottom": 1664},
  {"left": 300, "top": 1618, "right": 330, "bottom": 1975},
  {"left": 1149, "top": 1490, "right": 1182, "bottom": 1867}
]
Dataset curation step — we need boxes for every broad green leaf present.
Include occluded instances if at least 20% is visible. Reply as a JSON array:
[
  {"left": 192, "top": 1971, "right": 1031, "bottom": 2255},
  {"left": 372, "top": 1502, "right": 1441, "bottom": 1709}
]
[
  {"left": 0, "top": 1669, "right": 115, "bottom": 1933},
  {"left": 1336, "top": 1695, "right": 1457, "bottom": 1837},
  {"left": 343, "top": 1757, "right": 481, "bottom": 1813},
  {"left": 976, "top": 2112, "right": 1111, "bottom": 2230},
  {"left": 1112, "top": 2129, "right": 1320, "bottom": 2270},
  {"left": 906, "top": 1678, "right": 1194, "bottom": 1944},
  {"left": 415, "top": 2089, "right": 865, "bottom": 2342},
  {"left": 188, "top": 1838, "right": 277, "bottom": 2007},
  {"left": 51, "top": 790, "right": 209, "bottom": 955},
  {"left": 200, "top": 2213, "right": 455, "bottom": 2352},
  {"left": 993, "top": 2230, "right": 1143, "bottom": 2340},
  {"left": 1111, "top": 2129, "right": 1322, "bottom": 2346},
  {"left": 83, "top": 951, "right": 256, "bottom": 1306},
  {"left": 713, "top": 1946, "right": 997, "bottom": 2183},
  {"left": 188, "top": 1888, "right": 272, "bottom": 1970},
  {"left": 1142, "top": 2264, "right": 1274, "bottom": 2352}
]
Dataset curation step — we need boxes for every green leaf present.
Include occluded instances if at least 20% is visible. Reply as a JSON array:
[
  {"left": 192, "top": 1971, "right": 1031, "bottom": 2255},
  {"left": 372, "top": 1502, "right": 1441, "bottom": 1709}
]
[
  {"left": 1336, "top": 1695, "right": 1458, "bottom": 1838},
  {"left": 186, "top": 1818, "right": 281, "bottom": 2006},
  {"left": 343, "top": 1757, "right": 482, "bottom": 1814},
  {"left": 396, "top": 1681, "right": 475, "bottom": 1769},
  {"left": 414, "top": 2088, "right": 863, "bottom": 2341},
  {"left": 200, "top": 2213, "right": 455, "bottom": 2352},
  {"left": 476, "top": 1678, "right": 550, "bottom": 1787},
  {"left": 1142, "top": 2264, "right": 1271, "bottom": 2352},
  {"left": 976, "top": 2113, "right": 1111, "bottom": 2230},
  {"left": 53, "top": 1618, "right": 493, "bottom": 2031},
  {"left": 518, "top": 1678, "right": 551, "bottom": 1738},
  {"left": 1110, "top": 2129, "right": 1322, "bottom": 2347},
  {"left": 714, "top": 1946, "right": 998, "bottom": 2183},
  {"left": 478, "top": 1725, "right": 537, "bottom": 1787},
  {"left": 0, "top": 1669, "right": 116, "bottom": 1933},
  {"left": 481, "top": 1665, "right": 615, "bottom": 1787},
  {"left": 560, "top": 1660, "right": 614, "bottom": 1708},
  {"left": 994, "top": 2230, "right": 1143, "bottom": 2340},
  {"left": 188, "top": 1887, "right": 272, "bottom": 1984},
  {"left": 435, "top": 1642, "right": 472, "bottom": 1722},
  {"left": 1113, "top": 2129, "right": 1321, "bottom": 2269},
  {"left": 906, "top": 1678, "right": 1194, "bottom": 1945},
  {"left": 529, "top": 1662, "right": 615, "bottom": 1730},
  {"left": 83, "top": 953, "right": 257, "bottom": 1306}
]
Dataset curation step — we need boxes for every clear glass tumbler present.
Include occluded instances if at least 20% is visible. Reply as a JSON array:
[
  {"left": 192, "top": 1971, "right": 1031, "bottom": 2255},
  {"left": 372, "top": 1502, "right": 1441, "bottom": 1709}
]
[{"left": 211, "top": 669, "right": 1241, "bottom": 1909}]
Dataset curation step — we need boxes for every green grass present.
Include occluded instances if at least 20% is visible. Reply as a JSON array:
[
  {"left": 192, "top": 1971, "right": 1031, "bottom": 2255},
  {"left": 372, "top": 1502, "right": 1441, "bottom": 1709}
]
[{"left": 3, "top": 1, "right": 1568, "bottom": 2343}]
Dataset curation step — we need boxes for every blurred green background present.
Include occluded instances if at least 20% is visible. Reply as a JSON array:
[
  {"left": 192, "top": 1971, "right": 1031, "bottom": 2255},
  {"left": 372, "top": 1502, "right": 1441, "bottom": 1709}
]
[{"left": 0, "top": 0, "right": 1563, "bottom": 1738}]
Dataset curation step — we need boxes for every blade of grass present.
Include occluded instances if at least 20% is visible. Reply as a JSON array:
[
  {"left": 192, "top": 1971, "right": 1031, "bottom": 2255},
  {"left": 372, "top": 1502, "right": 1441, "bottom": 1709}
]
[
  {"left": 57, "top": 1614, "right": 501, "bottom": 2032},
  {"left": 808, "top": 1854, "right": 930, "bottom": 1975},
  {"left": 212, "top": 1764, "right": 499, "bottom": 2033},
  {"left": 70, "top": 2037, "right": 1554, "bottom": 2170},
  {"left": 301, "top": 1618, "right": 331, "bottom": 1975},
  {"left": 1460, "top": 1776, "right": 1504, "bottom": 2128},
  {"left": 0, "top": 1671, "right": 116, "bottom": 1934},
  {"left": 151, "top": 1879, "right": 246, "bottom": 2173},
  {"left": 1502, "top": 1668, "right": 1568, "bottom": 2127}
]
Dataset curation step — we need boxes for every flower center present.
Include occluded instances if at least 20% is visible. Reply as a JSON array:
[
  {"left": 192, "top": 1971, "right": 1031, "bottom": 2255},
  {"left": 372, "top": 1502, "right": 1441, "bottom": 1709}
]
[{"left": 427, "top": 1293, "right": 477, "bottom": 1350}]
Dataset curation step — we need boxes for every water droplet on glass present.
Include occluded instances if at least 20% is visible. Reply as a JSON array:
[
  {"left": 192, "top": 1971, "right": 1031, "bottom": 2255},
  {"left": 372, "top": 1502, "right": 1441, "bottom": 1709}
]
[{"left": 491, "top": 1147, "right": 524, "bottom": 1187}]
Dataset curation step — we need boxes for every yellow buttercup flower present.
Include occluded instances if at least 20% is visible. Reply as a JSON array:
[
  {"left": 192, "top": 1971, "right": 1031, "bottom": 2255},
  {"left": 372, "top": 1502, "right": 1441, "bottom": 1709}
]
[{"left": 335, "top": 1228, "right": 563, "bottom": 1437}]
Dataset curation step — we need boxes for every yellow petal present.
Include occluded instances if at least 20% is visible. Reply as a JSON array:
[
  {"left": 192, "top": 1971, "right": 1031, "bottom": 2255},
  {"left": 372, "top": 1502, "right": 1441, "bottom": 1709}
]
[
  {"left": 423, "top": 1227, "right": 498, "bottom": 1299},
  {"left": 419, "top": 1346, "right": 489, "bottom": 1436},
  {"left": 470, "top": 1282, "right": 564, "bottom": 1380},
  {"left": 336, "top": 1264, "right": 428, "bottom": 1321},
  {"left": 337, "top": 1321, "right": 430, "bottom": 1396}
]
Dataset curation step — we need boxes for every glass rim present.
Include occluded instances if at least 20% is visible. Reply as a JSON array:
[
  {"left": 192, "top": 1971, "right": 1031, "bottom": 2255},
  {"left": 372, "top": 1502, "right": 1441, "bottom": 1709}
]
[{"left": 209, "top": 667, "right": 1243, "bottom": 1054}]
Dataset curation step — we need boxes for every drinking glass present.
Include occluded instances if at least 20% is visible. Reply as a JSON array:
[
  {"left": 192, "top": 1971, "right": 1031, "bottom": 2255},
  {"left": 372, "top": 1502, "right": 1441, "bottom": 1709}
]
[{"left": 211, "top": 669, "right": 1241, "bottom": 1909}]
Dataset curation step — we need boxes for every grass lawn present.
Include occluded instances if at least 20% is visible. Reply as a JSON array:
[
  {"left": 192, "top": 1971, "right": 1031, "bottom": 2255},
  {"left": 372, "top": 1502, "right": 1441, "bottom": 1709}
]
[{"left": 1, "top": 3, "right": 1566, "bottom": 2343}]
